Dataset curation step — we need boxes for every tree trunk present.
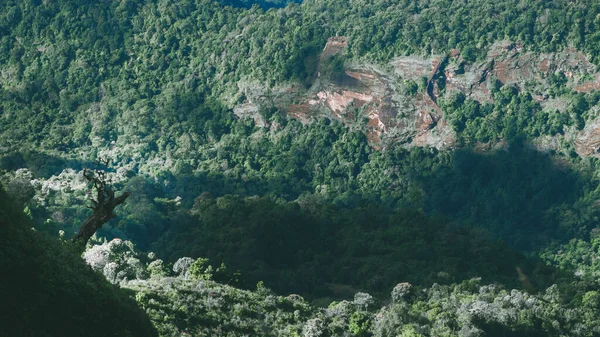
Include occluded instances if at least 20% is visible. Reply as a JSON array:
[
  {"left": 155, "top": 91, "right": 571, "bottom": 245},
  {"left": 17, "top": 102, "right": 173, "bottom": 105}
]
[
  {"left": 73, "top": 168, "right": 130, "bottom": 249},
  {"left": 73, "top": 191, "right": 130, "bottom": 245}
]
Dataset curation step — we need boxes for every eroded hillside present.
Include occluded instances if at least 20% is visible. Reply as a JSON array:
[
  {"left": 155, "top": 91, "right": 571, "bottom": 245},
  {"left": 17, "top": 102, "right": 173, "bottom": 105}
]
[{"left": 233, "top": 37, "right": 600, "bottom": 155}]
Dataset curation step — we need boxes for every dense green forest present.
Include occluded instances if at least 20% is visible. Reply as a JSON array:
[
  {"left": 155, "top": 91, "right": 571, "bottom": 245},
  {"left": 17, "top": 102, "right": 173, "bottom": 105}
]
[{"left": 4, "top": 0, "right": 600, "bottom": 335}]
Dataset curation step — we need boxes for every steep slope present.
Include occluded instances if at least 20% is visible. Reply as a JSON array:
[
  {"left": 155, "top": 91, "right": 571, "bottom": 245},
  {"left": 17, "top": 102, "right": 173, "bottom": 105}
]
[
  {"left": 0, "top": 188, "right": 157, "bottom": 337},
  {"left": 240, "top": 38, "right": 600, "bottom": 152},
  {"left": 3, "top": 0, "right": 600, "bottom": 156}
]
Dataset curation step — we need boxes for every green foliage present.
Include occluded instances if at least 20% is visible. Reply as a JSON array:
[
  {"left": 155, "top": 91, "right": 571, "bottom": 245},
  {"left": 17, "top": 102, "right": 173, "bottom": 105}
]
[
  {"left": 582, "top": 291, "right": 600, "bottom": 309},
  {"left": 414, "top": 145, "right": 596, "bottom": 249},
  {"left": 189, "top": 257, "right": 212, "bottom": 280},
  {"left": 540, "top": 234, "right": 600, "bottom": 298},
  {"left": 221, "top": 0, "right": 301, "bottom": 9},
  {"left": 442, "top": 87, "right": 579, "bottom": 143},
  {"left": 0, "top": 188, "right": 157, "bottom": 337},
  {"left": 548, "top": 71, "right": 568, "bottom": 88},
  {"left": 78, "top": 240, "right": 600, "bottom": 337},
  {"left": 147, "top": 259, "right": 170, "bottom": 278},
  {"left": 349, "top": 311, "right": 371, "bottom": 336},
  {"left": 4, "top": 0, "right": 600, "bottom": 163},
  {"left": 154, "top": 193, "right": 568, "bottom": 300},
  {"left": 402, "top": 79, "right": 419, "bottom": 96},
  {"left": 320, "top": 54, "right": 346, "bottom": 81},
  {"left": 3, "top": 0, "right": 600, "bottom": 258},
  {"left": 4, "top": 1, "right": 600, "bottom": 335},
  {"left": 398, "top": 326, "right": 425, "bottom": 337}
]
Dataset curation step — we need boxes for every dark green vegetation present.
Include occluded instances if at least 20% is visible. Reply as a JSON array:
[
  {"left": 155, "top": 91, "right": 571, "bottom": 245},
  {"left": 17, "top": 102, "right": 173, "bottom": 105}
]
[
  {"left": 157, "top": 193, "right": 567, "bottom": 299},
  {"left": 443, "top": 88, "right": 600, "bottom": 144},
  {"left": 3, "top": 0, "right": 600, "bottom": 336},
  {"left": 0, "top": 187, "right": 157, "bottom": 337}
]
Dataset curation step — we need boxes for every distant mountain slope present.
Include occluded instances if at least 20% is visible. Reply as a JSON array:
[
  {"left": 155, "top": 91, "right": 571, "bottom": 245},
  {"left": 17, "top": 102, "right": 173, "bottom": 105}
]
[{"left": 2, "top": 0, "right": 600, "bottom": 154}]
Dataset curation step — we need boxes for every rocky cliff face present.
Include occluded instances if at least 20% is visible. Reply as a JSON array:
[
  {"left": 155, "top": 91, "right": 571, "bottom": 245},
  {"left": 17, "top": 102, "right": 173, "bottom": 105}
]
[{"left": 232, "top": 37, "right": 600, "bottom": 154}]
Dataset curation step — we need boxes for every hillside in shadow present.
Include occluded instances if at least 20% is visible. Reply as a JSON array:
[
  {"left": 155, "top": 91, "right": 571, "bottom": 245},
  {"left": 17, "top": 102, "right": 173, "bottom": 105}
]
[{"left": 409, "top": 143, "right": 598, "bottom": 251}]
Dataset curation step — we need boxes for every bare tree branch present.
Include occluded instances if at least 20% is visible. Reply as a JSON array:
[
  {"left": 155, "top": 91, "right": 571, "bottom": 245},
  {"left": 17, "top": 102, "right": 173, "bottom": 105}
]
[{"left": 73, "top": 163, "right": 130, "bottom": 248}]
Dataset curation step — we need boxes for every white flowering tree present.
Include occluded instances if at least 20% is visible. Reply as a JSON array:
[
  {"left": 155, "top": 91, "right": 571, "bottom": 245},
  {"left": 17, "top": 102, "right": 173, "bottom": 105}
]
[{"left": 82, "top": 239, "right": 146, "bottom": 284}]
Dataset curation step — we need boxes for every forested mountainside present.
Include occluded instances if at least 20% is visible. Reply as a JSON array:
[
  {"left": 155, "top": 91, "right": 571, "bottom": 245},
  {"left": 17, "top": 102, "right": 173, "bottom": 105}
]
[{"left": 5, "top": 0, "right": 600, "bottom": 335}]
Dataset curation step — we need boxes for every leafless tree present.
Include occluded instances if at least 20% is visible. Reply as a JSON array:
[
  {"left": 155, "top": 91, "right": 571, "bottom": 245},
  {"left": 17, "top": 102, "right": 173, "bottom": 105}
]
[{"left": 73, "top": 161, "right": 130, "bottom": 247}]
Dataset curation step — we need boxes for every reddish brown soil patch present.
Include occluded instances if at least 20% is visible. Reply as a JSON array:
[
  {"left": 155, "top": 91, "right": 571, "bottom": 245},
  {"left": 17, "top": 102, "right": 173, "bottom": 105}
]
[
  {"left": 320, "top": 36, "right": 347, "bottom": 61},
  {"left": 539, "top": 58, "right": 549, "bottom": 73},
  {"left": 345, "top": 70, "right": 376, "bottom": 81},
  {"left": 492, "top": 59, "right": 512, "bottom": 84},
  {"left": 367, "top": 113, "right": 383, "bottom": 143},
  {"left": 317, "top": 90, "right": 373, "bottom": 114},
  {"left": 286, "top": 103, "right": 314, "bottom": 123},
  {"left": 575, "top": 77, "right": 600, "bottom": 93}
]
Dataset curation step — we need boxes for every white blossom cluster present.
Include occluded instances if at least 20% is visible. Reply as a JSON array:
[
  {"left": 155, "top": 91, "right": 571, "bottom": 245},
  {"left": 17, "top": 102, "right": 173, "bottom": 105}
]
[
  {"left": 172, "top": 257, "right": 195, "bottom": 279},
  {"left": 302, "top": 318, "right": 325, "bottom": 337},
  {"left": 83, "top": 238, "right": 145, "bottom": 284},
  {"left": 353, "top": 292, "right": 375, "bottom": 311}
]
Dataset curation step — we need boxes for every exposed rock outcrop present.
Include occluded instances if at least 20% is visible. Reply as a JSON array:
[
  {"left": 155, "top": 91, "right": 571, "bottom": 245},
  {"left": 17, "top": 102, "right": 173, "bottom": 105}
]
[{"left": 233, "top": 37, "right": 600, "bottom": 152}]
